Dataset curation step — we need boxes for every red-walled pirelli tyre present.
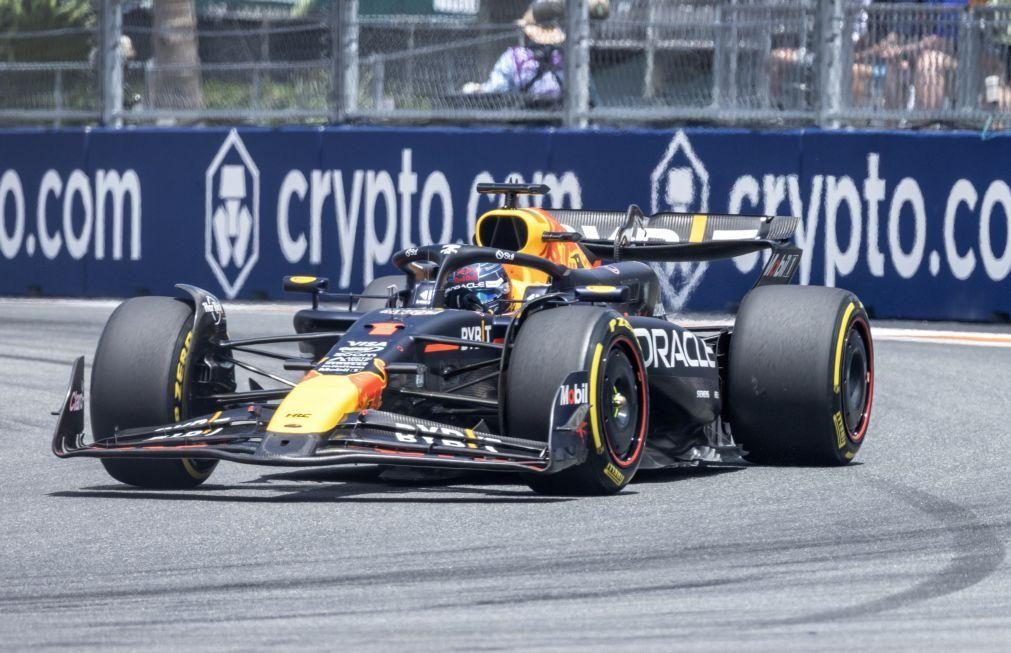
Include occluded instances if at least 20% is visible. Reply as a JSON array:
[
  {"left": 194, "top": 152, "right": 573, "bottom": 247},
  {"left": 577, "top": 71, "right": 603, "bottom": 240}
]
[
  {"left": 506, "top": 306, "right": 649, "bottom": 495},
  {"left": 91, "top": 297, "right": 217, "bottom": 488},
  {"left": 727, "top": 285, "right": 874, "bottom": 465}
]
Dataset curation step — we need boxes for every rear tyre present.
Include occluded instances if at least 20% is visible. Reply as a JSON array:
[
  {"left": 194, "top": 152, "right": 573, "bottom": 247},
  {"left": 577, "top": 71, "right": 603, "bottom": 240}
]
[
  {"left": 355, "top": 275, "right": 407, "bottom": 313},
  {"left": 91, "top": 296, "right": 217, "bottom": 488},
  {"left": 727, "top": 285, "right": 874, "bottom": 465},
  {"left": 506, "top": 306, "right": 648, "bottom": 495}
]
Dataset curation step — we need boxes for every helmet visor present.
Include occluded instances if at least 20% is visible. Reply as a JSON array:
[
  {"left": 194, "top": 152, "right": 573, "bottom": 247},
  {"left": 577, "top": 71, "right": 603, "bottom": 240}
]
[{"left": 474, "top": 289, "right": 504, "bottom": 310}]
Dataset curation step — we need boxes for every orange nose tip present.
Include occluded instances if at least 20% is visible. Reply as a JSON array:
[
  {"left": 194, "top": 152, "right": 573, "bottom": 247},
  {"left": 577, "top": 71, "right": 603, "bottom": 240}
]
[{"left": 369, "top": 322, "right": 403, "bottom": 336}]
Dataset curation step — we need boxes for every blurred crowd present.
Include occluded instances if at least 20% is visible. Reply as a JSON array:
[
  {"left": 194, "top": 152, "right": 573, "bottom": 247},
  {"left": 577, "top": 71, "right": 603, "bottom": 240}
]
[
  {"left": 462, "top": 0, "right": 1011, "bottom": 117},
  {"left": 852, "top": 0, "right": 1011, "bottom": 112},
  {"left": 772, "top": 0, "right": 1011, "bottom": 113}
]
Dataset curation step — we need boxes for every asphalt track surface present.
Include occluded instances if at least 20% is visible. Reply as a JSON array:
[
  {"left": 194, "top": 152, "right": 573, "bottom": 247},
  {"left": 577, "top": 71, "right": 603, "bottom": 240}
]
[{"left": 1, "top": 299, "right": 1010, "bottom": 652}]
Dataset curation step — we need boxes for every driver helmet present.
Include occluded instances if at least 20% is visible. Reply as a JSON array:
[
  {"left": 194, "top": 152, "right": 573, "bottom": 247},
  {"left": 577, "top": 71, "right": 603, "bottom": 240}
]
[{"left": 445, "top": 263, "right": 511, "bottom": 314}]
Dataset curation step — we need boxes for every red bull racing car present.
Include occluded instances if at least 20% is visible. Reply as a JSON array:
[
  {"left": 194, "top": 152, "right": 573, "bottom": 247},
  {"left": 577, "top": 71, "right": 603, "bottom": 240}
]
[{"left": 52, "top": 184, "right": 874, "bottom": 495}]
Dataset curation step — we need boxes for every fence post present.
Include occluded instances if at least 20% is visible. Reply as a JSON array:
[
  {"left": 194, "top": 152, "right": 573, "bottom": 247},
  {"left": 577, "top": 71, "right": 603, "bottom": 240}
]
[
  {"left": 100, "top": 0, "right": 124, "bottom": 127},
  {"left": 54, "top": 70, "right": 64, "bottom": 128},
  {"left": 712, "top": 4, "right": 725, "bottom": 110},
  {"left": 728, "top": 6, "right": 740, "bottom": 110},
  {"left": 644, "top": 0, "right": 656, "bottom": 99},
  {"left": 956, "top": 6, "right": 981, "bottom": 118},
  {"left": 331, "top": 0, "right": 359, "bottom": 123},
  {"left": 817, "top": 0, "right": 845, "bottom": 128},
  {"left": 564, "top": 0, "right": 590, "bottom": 128}
]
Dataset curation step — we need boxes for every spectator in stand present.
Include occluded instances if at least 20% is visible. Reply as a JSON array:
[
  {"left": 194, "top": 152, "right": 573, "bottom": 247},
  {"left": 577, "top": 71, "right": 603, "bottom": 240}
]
[
  {"left": 854, "top": 0, "right": 977, "bottom": 112},
  {"left": 462, "top": 0, "right": 609, "bottom": 102},
  {"left": 913, "top": 0, "right": 967, "bottom": 110},
  {"left": 769, "top": 0, "right": 871, "bottom": 111},
  {"left": 983, "top": 0, "right": 1011, "bottom": 112},
  {"left": 851, "top": 1, "right": 907, "bottom": 110},
  {"left": 462, "top": 1, "right": 568, "bottom": 101}
]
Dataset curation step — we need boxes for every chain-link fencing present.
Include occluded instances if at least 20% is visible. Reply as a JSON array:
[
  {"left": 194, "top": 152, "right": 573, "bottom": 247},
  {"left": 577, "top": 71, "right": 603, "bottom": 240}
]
[
  {"left": 4, "top": 0, "right": 1011, "bottom": 129},
  {"left": 0, "top": 12, "right": 101, "bottom": 124},
  {"left": 356, "top": 13, "right": 551, "bottom": 120},
  {"left": 590, "top": 1, "right": 819, "bottom": 123},
  {"left": 120, "top": 12, "right": 333, "bottom": 123},
  {"left": 838, "top": 3, "right": 971, "bottom": 126},
  {"left": 978, "top": 4, "right": 1011, "bottom": 126}
]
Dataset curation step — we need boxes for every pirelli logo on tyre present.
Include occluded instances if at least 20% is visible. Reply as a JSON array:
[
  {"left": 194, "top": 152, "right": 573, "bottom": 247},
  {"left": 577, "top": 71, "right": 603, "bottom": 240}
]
[
  {"left": 833, "top": 411, "right": 846, "bottom": 449},
  {"left": 608, "top": 316, "right": 633, "bottom": 334},
  {"left": 173, "top": 331, "right": 192, "bottom": 421},
  {"left": 603, "top": 462, "right": 625, "bottom": 486}
]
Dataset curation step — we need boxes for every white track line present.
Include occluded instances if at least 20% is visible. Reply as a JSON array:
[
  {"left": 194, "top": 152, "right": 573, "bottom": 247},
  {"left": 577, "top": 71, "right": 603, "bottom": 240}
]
[
  {"left": 678, "top": 319, "right": 1011, "bottom": 349},
  {"left": 0, "top": 297, "right": 301, "bottom": 313},
  {"left": 871, "top": 327, "right": 1011, "bottom": 349}
]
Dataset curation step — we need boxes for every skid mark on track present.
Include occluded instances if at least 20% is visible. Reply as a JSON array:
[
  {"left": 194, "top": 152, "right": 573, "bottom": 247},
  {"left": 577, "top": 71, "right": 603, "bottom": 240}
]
[
  {"left": 0, "top": 547, "right": 724, "bottom": 614},
  {"left": 441, "top": 575, "right": 760, "bottom": 611},
  {"left": 764, "top": 476, "right": 1006, "bottom": 626}
]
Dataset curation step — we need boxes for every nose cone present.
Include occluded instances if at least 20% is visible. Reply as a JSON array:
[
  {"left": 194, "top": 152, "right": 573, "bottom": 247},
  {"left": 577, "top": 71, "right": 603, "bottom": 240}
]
[{"left": 266, "top": 371, "right": 385, "bottom": 434}]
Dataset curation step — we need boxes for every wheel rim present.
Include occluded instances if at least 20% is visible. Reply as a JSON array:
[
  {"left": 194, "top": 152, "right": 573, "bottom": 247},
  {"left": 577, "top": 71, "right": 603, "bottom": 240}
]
[
  {"left": 841, "top": 323, "right": 871, "bottom": 442},
  {"left": 600, "top": 340, "right": 646, "bottom": 464}
]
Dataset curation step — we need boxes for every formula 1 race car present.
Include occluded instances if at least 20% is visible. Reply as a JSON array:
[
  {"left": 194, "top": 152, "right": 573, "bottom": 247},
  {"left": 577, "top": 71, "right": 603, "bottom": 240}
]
[{"left": 53, "top": 183, "right": 874, "bottom": 495}]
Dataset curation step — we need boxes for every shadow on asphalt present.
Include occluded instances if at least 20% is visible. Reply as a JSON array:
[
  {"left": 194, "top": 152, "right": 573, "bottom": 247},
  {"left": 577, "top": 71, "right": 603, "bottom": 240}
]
[
  {"left": 48, "top": 465, "right": 744, "bottom": 504},
  {"left": 49, "top": 485, "right": 572, "bottom": 504},
  {"left": 49, "top": 466, "right": 573, "bottom": 503},
  {"left": 631, "top": 466, "right": 745, "bottom": 484}
]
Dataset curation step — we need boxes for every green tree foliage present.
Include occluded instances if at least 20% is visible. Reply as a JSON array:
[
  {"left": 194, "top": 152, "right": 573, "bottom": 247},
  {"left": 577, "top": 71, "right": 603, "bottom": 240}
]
[{"left": 0, "top": 0, "right": 95, "bottom": 61}]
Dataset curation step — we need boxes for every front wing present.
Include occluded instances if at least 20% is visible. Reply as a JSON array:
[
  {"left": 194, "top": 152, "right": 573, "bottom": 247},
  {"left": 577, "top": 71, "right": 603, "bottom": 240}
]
[{"left": 52, "top": 357, "right": 588, "bottom": 475}]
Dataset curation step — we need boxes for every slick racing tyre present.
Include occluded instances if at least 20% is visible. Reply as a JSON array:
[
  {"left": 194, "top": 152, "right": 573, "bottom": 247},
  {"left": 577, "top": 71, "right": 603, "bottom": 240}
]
[
  {"left": 91, "top": 296, "right": 218, "bottom": 488},
  {"left": 727, "top": 285, "right": 874, "bottom": 465},
  {"left": 355, "top": 275, "right": 407, "bottom": 312},
  {"left": 506, "top": 306, "right": 648, "bottom": 495}
]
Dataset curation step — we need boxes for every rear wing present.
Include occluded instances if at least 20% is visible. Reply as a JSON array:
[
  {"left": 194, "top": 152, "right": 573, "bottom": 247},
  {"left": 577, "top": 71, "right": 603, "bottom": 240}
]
[
  {"left": 548, "top": 205, "right": 798, "bottom": 258},
  {"left": 550, "top": 205, "right": 801, "bottom": 286}
]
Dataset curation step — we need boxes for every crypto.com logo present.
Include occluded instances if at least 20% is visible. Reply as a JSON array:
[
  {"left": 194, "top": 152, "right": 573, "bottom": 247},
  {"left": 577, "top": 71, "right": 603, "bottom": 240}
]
[
  {"left": 206, "top": 129, "right": 259, "bottom": 298},
  {"left": 650, "top": 130, "right": 710, "bottom": 311}
]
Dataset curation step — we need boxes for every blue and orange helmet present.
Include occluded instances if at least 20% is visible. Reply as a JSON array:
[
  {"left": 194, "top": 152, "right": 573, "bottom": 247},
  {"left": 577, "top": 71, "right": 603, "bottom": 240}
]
[{"left": 445, "top": 263, "right": 511, "bottom": 314}]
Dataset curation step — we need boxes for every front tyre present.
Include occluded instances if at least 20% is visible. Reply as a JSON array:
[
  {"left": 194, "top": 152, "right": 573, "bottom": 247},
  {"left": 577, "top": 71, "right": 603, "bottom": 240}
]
[
  {"left": 727, "top": 285, "right": 874, "bottom": 465},
  {"left": 506, "top": 306, "right": 649, "bottom": 495},
  {"left": 91, "top": 296, "right": 217, "bottom": 488}
]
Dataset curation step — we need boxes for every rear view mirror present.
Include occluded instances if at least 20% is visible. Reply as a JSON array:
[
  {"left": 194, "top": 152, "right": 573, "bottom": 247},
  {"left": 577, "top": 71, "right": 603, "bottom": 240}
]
[{"left": 283, "top": 275, "right": 329, "bottom": 294}]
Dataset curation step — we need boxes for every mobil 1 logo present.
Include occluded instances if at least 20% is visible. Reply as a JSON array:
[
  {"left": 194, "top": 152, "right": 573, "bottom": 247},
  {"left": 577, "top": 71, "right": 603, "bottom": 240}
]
[{"left": 552, "top": 370, "right": 592, "bottom": 440}]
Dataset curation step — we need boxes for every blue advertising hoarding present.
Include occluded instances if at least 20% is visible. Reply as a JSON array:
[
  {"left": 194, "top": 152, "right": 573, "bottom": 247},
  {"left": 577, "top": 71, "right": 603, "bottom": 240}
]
[{"left": 0, "top": 126, "right": 1008, "bottom": 320}]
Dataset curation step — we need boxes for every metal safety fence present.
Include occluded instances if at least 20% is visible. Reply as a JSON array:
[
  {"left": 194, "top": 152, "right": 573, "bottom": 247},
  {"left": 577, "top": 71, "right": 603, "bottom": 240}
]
[
  {"left": 3, "top": 0, "right": 1011, "bottom": 129},
  {"left": 119, "top": 15, "right": 333, "bottom": 122},
  {"left": 0, "top": 23, "right": 101, "bottom": 123}
]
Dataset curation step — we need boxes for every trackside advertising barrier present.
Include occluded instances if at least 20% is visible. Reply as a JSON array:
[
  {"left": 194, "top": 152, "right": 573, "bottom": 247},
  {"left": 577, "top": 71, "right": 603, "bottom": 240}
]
[{"left": 0, "top": 127, "right": 1008, "bottom": 321}]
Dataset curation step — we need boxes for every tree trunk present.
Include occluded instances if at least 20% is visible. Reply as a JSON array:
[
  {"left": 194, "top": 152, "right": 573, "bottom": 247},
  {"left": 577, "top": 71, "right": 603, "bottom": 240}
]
[{"left": 152, "top": 0, "right": 203, "bottom": 111}]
